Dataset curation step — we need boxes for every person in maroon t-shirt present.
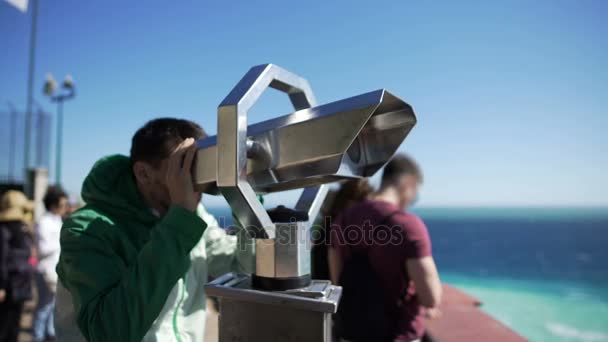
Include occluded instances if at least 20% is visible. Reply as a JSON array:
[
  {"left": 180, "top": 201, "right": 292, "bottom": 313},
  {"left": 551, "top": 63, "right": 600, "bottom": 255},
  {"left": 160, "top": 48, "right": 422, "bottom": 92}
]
[{"left": 329, "top": 154, "right": 442, "bottom": 342}]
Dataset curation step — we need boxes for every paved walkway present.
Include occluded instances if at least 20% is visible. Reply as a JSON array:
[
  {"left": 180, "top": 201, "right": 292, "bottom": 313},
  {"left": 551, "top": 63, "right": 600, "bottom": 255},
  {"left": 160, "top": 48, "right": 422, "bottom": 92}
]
[
  {"left": 425, "top": 284, "right": 527, "bottom": 342},
  {"left": 18, "top": 297, "right": 34, "bottom": 342},
  {"left": 19, "top": 296, "right": 219, "bottom": 342}
]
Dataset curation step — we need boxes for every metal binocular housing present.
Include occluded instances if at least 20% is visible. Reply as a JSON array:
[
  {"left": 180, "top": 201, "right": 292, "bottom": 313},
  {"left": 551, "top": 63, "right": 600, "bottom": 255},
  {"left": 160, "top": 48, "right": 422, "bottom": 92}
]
[
  {"left": 199, "top": 64, "right": 417, "bottom": 342},
  {"left": 195, "top": 64, "right": 416, "bottom": 289}
]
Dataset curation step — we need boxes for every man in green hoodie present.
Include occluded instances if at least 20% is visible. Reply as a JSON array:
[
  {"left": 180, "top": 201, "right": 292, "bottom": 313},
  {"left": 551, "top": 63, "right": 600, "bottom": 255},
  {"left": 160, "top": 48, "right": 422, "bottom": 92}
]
[{"left": 55, "top": 118, "right": 252, "bottom": 342}]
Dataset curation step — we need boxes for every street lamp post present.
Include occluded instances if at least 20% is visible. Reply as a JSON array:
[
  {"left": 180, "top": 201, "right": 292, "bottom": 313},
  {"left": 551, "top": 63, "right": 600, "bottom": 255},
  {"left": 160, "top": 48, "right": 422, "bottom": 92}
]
[
  {"left": 6, "top": 102, "right": 18, "bottom": 183},
  {"left": 44, "top": 73, "right": 75, "bottom": 186}
]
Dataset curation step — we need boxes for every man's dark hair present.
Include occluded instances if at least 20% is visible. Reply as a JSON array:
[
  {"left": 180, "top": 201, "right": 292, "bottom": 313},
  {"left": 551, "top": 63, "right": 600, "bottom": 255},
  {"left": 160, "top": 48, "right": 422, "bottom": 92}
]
[
  {"left": 43, "top": 186, "right": 67, "bottom": 211},
  {"left": 130, "top": 118, "right": 206, "bottom": 167},
  {"left": 380, "top": 154, "right": 423, "bottom": 188}
]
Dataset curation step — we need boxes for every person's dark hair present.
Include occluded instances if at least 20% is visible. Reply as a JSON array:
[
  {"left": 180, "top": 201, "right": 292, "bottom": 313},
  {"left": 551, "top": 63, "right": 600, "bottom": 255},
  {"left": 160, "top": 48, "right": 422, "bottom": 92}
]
[
  {"left": 130, "top": 118, "right": 206, "bottom": 167},
  {"left": 43, "top": 186, "right": 67, "bottom": 211},
  {"left": 326, "top": 179, "right": 374, "bottom": 219},
  {"left": 380, "top": 154, "right": 423, "bottom": 188}
]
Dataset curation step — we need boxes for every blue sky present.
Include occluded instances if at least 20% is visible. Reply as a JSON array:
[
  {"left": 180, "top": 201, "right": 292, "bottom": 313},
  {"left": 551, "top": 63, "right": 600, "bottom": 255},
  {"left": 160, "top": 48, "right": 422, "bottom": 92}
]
[{"left": 1, "top": 0, "right": 607, "bottom": 207}]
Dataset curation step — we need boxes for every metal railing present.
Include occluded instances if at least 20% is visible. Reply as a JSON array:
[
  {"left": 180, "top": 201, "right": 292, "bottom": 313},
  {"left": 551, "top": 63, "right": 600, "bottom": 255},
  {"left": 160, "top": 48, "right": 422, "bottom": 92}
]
[{"left": 0, "top": 108, "right": 52, "bottom": 183}]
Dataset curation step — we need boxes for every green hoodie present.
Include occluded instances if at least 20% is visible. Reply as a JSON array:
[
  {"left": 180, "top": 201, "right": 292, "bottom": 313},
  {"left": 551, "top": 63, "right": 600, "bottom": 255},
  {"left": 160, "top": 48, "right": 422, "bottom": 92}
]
[{"left": 56, "top": 155, "right": 209, "bottom": 341}]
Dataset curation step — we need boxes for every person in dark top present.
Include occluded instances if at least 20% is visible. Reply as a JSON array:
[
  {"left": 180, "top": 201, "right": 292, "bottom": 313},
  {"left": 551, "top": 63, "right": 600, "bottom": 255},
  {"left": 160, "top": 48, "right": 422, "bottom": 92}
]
[
  {"left": 329, "top": 154, "right": 442, "bottom": 342},
  {"left": 311, "top": 179, "right": 373, "bottom": 280},
  {"left": 0, "top": 190, "right": 35, "bottom": 342}
]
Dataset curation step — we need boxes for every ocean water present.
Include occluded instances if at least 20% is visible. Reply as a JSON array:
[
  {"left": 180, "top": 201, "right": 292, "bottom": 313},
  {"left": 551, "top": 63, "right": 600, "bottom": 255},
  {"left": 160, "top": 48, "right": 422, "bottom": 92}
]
[
  {"left": 207, "top": 206, "right": 608, "bottom": 342},
  {"left": 417, "top": 207, "right": 608, "bottom": 342}
]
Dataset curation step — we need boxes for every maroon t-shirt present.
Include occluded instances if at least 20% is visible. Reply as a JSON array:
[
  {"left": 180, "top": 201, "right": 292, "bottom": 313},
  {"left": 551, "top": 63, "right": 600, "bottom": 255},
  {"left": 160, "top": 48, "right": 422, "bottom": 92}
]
[{"left": 330, "top": 199, "right": 432, "bottom": 341}]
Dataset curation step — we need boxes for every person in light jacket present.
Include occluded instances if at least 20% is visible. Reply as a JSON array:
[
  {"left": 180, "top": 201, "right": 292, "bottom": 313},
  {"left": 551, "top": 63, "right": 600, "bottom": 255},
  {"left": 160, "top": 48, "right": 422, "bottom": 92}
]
[{"left": 34, "top": 186, "right": 68, "bottom": 342}]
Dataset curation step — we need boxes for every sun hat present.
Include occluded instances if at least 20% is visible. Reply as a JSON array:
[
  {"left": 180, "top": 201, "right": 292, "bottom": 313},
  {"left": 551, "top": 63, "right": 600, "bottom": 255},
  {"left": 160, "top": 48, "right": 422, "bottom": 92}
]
[{"left": 0, "top": 190, "right": 35, "bottom": 222}]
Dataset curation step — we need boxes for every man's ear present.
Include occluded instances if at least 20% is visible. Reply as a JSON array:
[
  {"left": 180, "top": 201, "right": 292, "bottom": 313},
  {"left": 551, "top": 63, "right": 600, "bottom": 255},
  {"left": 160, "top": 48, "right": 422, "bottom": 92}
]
[{"left": 132, "top": 161, "right": 151, "bottom": 186}]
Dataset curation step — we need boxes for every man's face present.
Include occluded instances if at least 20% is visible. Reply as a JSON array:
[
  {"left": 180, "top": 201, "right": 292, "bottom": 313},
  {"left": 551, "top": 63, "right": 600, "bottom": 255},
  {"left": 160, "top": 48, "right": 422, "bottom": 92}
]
[
  {"left": 397, "top": 175, "right": 420, "bottom": 209},
  {"left": 57, "top": 197, "right": 69, "bottom": 217},
  {"left": 133, "top": 141, "right": 202, "bottom": 216},
  {"left": 143, "top": 158, "right": 173, "bottom": 216}
]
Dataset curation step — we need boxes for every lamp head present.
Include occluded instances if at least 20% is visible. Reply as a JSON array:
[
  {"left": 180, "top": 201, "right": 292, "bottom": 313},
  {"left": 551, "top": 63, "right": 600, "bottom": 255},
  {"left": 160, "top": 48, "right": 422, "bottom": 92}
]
[
  {"left": 43, "top": 73, "right": 57, "bottom": 96},
  {"left": 62, "top": 74, "right": 74, "bottom": 90}
]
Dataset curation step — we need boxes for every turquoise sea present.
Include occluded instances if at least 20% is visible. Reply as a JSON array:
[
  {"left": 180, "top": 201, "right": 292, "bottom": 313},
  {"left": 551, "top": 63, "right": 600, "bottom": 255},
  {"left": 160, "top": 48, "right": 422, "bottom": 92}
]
[
  {"left": 416, "top": 207, "right": 608, "bottom": 342},
  {"left": 208, "top": 207, "right": 608, "bottom": 342}
]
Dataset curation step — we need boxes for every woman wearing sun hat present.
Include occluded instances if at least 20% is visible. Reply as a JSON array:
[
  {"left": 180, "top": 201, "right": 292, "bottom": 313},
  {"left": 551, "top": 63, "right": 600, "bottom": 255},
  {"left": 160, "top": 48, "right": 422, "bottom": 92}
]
[{"left": 0, "top": 190, "right": 35, "bottom": 342}]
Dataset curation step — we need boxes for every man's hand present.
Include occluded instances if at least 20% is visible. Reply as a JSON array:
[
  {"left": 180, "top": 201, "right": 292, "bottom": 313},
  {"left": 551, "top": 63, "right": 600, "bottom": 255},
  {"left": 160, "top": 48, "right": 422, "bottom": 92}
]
[
  {"left": 167, "top": 138, "right": 199, "bottom": 212},
  {"left": 425, "top": 307, "right": 442, "bottom": 320},
  {"left": 0, "top": 289, "right": 6, "bottom": 303},
  {"left": 406, "top": 256, "right": 442, "bottom": 308}
]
